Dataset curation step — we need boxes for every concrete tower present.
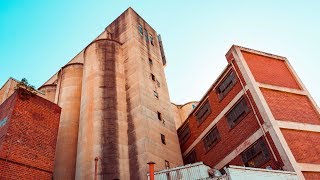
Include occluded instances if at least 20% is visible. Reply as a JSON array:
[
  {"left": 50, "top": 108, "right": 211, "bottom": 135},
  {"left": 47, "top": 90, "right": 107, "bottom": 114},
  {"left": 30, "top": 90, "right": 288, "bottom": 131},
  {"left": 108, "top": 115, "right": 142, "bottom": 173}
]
[{"left": 39, "top": 8, "right": 183, "bottom": 179}]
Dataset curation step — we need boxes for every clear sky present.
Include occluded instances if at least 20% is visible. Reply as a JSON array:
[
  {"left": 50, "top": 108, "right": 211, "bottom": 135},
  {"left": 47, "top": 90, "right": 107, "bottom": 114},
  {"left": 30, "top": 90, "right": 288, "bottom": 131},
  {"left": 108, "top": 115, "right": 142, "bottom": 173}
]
[{"left": 1, "top": 1, "right": 319, "bottom": 106}]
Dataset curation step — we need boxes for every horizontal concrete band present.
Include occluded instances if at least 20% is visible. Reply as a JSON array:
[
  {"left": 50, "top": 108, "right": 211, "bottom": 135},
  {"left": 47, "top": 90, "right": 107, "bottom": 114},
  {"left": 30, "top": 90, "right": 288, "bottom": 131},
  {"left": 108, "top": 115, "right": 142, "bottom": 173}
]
[
  {"left": 276, "top": 120, "right": 320, "bottom": 133},
  {"left": 296, "top": 163, "right": 320, "bottom": 172},
  {"left": 215, "top": 128, "right": 266, "bottom": 169},
  {"left": 183, "top": 86, "right": 248, "bottom": 156},
  {"left": 256, "top": 82, "right": 307, "bottom": 96}
]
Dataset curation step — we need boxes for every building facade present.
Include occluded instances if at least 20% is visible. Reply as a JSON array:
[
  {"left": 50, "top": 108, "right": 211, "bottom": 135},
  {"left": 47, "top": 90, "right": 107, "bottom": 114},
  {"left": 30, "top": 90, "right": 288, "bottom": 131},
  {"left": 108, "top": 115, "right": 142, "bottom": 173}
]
[
  {"left": 0, "top": 87, "right": 61, "bottom": 179},
  {"left": 177, "top": 45, "right": 320, "bottom": 180},
  {"left": 35, "top": 7, "right": 183, "bottom": 180}
]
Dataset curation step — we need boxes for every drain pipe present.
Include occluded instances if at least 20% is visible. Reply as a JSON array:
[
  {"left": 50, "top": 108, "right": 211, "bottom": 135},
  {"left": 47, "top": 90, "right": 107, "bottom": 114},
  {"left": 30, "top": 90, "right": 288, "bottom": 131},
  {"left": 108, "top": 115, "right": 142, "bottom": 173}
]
[
  {"left": 230, "top": 59, "right": 279, "bottom": 164},
  {"left": 94, "top": 157, "right": 99, "bottom": 180},
  {"left": 147, "top": 162, "right": 156, "bottom": 180}
]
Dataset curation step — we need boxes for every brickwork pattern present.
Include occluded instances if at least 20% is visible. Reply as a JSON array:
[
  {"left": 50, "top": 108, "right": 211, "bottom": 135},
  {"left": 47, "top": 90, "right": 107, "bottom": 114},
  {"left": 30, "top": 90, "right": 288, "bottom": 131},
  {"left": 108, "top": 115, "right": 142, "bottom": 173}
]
[
  {"left": 0, "top": 88, "right": 61, "bottom": 179},
  {"left": 241, "top": 51, "right": 301, "bottom": 89},
  {"left": 261, "top": 88, "right": 320, "bottom": 125},
  {"left": 281, "top": 129, "right": 320, "bottom": 164}
]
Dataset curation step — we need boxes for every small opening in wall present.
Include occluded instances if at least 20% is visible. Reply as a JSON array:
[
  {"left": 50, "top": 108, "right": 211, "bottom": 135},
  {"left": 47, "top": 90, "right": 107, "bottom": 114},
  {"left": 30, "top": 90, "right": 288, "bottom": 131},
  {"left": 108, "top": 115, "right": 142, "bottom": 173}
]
[
  {"left": 161, "top": 134, "right": 166, "bottom": 145},
  {"left": 157, "top": 112, "right": 162, "bottom": 121},
  {"left": 154, "top": 91, "right": 159, "bottom": 98},
  {"left": 151, "top": 74, "right": 155, "bottom": 81}
]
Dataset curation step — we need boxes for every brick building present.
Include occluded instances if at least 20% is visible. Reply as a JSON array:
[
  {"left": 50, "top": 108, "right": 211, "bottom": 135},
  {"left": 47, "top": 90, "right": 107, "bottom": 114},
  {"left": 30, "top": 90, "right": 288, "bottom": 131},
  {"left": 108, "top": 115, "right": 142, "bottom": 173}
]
[
  {"left": 0, "top": 87, "right": 61, "bottom": 179},
  {"left": 176, "top": 45, "right": 320, "bottom": 180}
]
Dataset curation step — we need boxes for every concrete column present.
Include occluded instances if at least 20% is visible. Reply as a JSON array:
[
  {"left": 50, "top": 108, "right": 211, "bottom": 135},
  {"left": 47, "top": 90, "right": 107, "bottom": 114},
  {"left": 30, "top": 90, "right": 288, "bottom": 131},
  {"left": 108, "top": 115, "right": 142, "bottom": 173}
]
[
  {"left": 76, "top": 39, "right": 128, "bottom": 180},
  {"left": 53, "top": 63, "right": 83, "bottom": 179}
]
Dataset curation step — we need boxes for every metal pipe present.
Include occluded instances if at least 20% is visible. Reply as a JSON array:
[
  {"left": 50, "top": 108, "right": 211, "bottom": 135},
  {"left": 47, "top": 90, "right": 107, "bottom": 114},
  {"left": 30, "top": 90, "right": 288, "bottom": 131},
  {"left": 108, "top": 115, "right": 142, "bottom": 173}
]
[
  {"left": 147, "top": 162, "right": 156, "bottom": 180},
  {"left": 94, "top": 157, "right": 99, "bottom": 180}
]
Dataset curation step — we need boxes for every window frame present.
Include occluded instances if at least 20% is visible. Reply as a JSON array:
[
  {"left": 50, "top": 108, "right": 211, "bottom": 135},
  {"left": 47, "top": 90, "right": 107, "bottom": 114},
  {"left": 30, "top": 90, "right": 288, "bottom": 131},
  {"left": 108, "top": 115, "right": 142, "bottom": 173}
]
[
  {"left": 216, "top": 70, "right": 237, "bottom": 101},
  {"left": 203, "top": 126, "right": 221, "bottom": 152},
  {"left": 165, "top": 160, "right": 170, "bottom": 169},
  {"left": 183, "top": 149, "right": 197, "bottom": 165},
  {"left": 194, "top": 100, "right": 212, "bottom": 125},
  {"left": 225, "top": 97, "right": 250, "bottom": 128},
  {"left": 178, "top": 123, "right": 191, "bottom": 145},
  {"left": 241, "top": 138, "right": 270, "bottom": 168},
  {"left": 138, "top": 24, "right": 143, "bottom": 36},
  {"left": 150, "top": 34, "right": 154, "bottom": 45}
]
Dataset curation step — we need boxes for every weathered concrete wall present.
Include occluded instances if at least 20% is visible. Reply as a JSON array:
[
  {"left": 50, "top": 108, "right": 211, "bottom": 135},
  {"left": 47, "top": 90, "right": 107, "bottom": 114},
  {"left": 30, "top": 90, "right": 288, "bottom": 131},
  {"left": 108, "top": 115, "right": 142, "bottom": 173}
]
[
  {"left": 76, "top": 39, "right": 127, "bottom": 180},
  {"left": 54, "top": 63, "right": 83, "bottom": 179},
  {"left": 38, "top": 84, "right": 57, "bottom": 102},
  {"left": 0, "top": 78, "right": 18, "bottom": 105},
  {"left": 37, "top": 7, "right": 183, "bottom": 179},
  {"left": 172, "top": 102, "right": 198, "bottom": 129}
]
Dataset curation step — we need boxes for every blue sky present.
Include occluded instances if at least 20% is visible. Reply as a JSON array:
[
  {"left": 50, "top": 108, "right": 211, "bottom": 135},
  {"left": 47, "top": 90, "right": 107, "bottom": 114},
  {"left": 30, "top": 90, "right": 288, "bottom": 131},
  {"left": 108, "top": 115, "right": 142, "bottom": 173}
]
[{"left": 1, "top": 1, "right": 319, "bottom": 106}]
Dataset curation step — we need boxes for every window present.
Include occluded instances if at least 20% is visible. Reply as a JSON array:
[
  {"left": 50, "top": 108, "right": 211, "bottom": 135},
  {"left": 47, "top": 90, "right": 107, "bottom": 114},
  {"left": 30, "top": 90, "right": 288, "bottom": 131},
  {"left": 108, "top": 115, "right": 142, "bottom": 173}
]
[
  {"left": 161, "top": 134, "right": 166, "bottom": 145},
  {"left": 144, "top": 29, "right": 148, "bottom": 42},
  {"left": 149, "top": 58, "right": 153, "bottom": 65},
  {"left": 226, "top": 98, "right": 249, "bottom": 128},
  {"left": 165, "top": 160, "right": 170, "bottom": 169},
  {"left": 192, "top": 104, "right": 196, "bottom": 109},
  {"left": 151, "top": 73, "right": 155, "bottom": 81},
  {"left": 178, "top": 123, "right": 190, "bottom": 144},
  {"left": 150, "top": 35, "right": 154, "bottom": 45},
  {"left": 156, "top": 80, "right": 160, "bottom": 87},
  {"left": 184, "top": 150, "right": 197, "bottom": 164},
  {"left": 157, "top": 111, "right": 162, "bottom": 121},
  {"left": 153, "top": 91, "right": 159, "bottom": 98},
  {"left": 241, "top": 138, "right": 270, "bottom": 168},
  {"left": 203, "top": 126, "right": 220, "bottom": 151},
  {"left": 216, "top": 71, "right": 237, "bottom": 100},
  {"left": 194, "top": 100, "right": 211, "bottom": 125},
  {"left": 138, "top": 25, "right": 143, "bottom": 36}
]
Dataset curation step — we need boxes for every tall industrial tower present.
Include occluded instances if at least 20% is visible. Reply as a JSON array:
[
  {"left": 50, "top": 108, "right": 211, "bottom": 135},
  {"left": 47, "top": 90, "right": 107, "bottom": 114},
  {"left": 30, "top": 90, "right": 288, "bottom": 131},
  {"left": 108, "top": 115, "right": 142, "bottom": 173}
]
[{"left": 38, "top": 8, "right": 183, "bottom": 180}]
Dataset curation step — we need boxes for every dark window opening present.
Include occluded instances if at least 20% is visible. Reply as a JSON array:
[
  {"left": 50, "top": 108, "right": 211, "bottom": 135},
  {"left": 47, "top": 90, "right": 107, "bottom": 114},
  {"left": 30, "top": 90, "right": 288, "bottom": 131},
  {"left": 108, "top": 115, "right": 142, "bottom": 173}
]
[
  {"left": 203, "top": 126, "right": 220, "bottom": 151},
  {"left": 161, "top": 134, "right": 166, "bottom": 145},
  {"left": 154, "top": 91, "right": 159, "bottom": 98},
  {"left": 156, "top": 80, "right": 160, "bottom": 87},
  {"left": 138, "top": 25, "right": 143, "bottom": 36},
  {"left": 149, "top": 58, "right": 153, "bottom": 65},
  {"left": 144, "top": 29, "right": 148, "bottom": 42},
  {"left": 178, "top": 123, "right": 190, "bottom": 144},
  {"left": 226, "top": 98, "right": 249, "bottom": 128},
  {"left": 183, "top": 150, "right": 197, "bottom": 164},
  {"left": 157, "top": 112, "right": 162, "bottom": 121},
  {"left": 195, "top": 100, "right": 211, "bottom": 125},
  {"left": 151, "top": 73, "right": 155, "bottom": 81},
  {"left": 241, "top": 138, "right": 270, "bottom": 168},
  {"left": 216, "top": 71, "right": 237, "bottom": 100},
  {"left": 150, "top": 35, "right": 154, "bottom": 45},
  {"left": 165, "top": 160, "right": 170, "bottom": 169}
]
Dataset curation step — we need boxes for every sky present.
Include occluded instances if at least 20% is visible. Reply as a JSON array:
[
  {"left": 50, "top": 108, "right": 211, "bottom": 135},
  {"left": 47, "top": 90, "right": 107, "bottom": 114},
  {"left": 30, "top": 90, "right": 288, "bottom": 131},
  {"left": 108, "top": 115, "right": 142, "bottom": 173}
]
[{"left": 1, "top": 1, "right": 320, "bottom": 106}]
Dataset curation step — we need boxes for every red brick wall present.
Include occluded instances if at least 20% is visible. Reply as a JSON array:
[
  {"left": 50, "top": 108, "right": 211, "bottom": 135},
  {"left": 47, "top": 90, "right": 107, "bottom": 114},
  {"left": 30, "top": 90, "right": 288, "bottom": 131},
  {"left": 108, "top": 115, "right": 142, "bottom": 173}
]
[
  {"left": 241, "top": 51, "right": 301, "bottom": 89},
  {"left": 0, "top": 160, "right": 51, "bottom": 179},
  {"left": 0, "top": 92, "right": 17, "bottom": 147},
  {"left": 195, "top": 102, "right": 260, "bottom": 167},
  {"left": 0, "top": 88, "right": 61, "bottom": 179},
  {"left": 228, "top": 137, "right": 281, "bottom": 170},
  {"left": 180, "top": 70, "right": 243, "bottom": 152},
  {"left": 261, "top": 88, "right": 320, "bottom": 125},
  {"left": 281, "top": 129, "right": 320, "bottom": 164},
  {"left": 302, "top": 172, "right": 320, "bottom": 180}
]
